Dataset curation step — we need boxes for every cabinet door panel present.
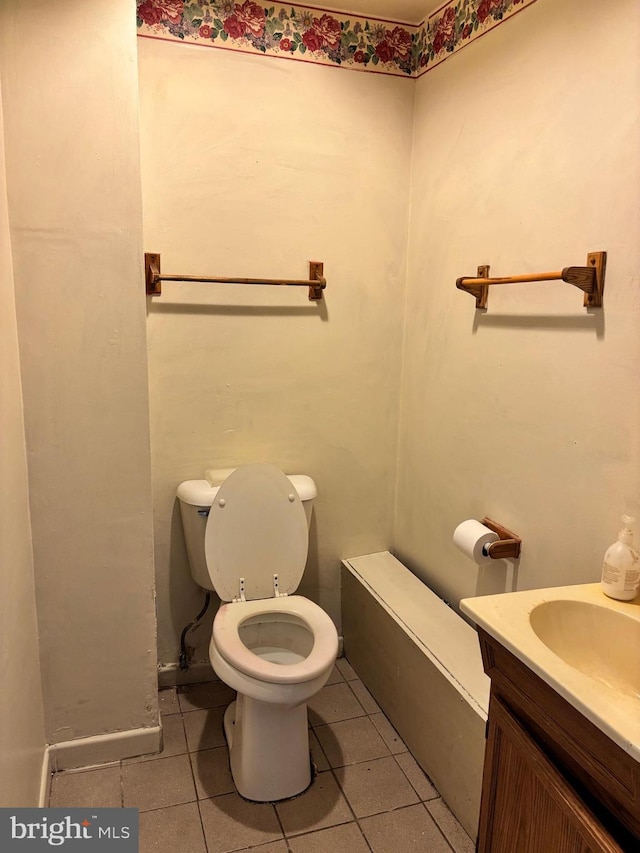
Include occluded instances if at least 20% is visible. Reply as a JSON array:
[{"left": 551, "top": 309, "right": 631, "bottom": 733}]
[{"left": 478, "top": 696, "right": 625, "bottom": 853}]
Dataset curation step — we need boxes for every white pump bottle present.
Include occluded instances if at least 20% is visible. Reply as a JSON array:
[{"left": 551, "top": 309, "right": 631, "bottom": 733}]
[{"left": 601, "top": 515, "right": 640, "bottom": 601}]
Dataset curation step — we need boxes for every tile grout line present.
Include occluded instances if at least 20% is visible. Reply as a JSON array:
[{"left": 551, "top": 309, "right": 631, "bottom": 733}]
[
  {"left": 427, "top": 805, "right": 459, "bottom": 853},
  {"left": 326, "top": 765, "right": 376, "bottom": 853},
  {"left": 190, "top": 754, "right": 211, "bottom": 852},
  {"left": 344, "top": 678, "right": 380, "bottom": 716},
  {"left": 424, "top": 800, "right": 468, "bottom": 853},
  {"left": 182, "top": 705, "right": 211, "bottom": 853},
  {"left": 390, "top": 751, "right": 440, "bottom": 803},
  {"left": 355, "top": 820, "right": 376, "bottom": 853},
  {"left": 318, "top": 699, "right": 407, "bottom": 849},
  {"left": 270, "top": 792, "right": 288, "bottom": 845}
]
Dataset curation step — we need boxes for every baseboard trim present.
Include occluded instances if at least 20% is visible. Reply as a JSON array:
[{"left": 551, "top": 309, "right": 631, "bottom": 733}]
[{"left": 48, "top": 725, "right": 162, "bottom": 772}]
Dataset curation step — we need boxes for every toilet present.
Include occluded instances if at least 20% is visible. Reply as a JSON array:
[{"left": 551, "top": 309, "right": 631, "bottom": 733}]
[{"left": 177, "top": 463, "right": 339, "bottom": 801}]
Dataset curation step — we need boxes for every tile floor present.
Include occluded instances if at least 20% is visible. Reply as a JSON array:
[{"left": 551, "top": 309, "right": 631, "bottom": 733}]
[{"left": 49, "top": 658, "right": 475, "bottom": 853}]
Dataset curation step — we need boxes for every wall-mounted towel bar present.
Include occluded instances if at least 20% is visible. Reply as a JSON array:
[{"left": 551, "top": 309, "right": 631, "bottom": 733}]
[
  {"left": 456, "top": 251, "right": 606, "bottom": 309},
  {"left": 145, "top": 253, "right": 326, "bottom": 301}
]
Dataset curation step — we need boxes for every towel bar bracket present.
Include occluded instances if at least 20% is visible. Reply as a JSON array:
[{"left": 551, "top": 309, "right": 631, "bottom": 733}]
[
  {"left": 308, "top": 261, "right": 325, "bottom": 301},
  {"left": 145, "top": 252, "right": 162, "bottom": 296},
  {"left": 583, "top": 251, "right": 606, "bottom": 308},
  {"left": 465, "top": 264, "right": 490, "bottom": 309}
]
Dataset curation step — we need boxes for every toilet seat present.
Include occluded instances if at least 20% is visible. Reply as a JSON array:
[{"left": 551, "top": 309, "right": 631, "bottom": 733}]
[
  {"left": 213, "top": 595, "right": 339, "bottom": 685},
  {"left": 204, "top": 464, "right": 309, "bottom": 602}
]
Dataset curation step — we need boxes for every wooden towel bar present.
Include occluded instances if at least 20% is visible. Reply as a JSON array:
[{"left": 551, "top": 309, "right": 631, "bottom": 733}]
[{"left": 145, "top": 253, "right": 326, "bottom": 301}]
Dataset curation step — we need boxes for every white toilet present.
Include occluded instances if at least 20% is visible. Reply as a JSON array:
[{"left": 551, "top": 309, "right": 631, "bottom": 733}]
[{"left": 177, "top": 463, "right": 339, "bottom": 801}]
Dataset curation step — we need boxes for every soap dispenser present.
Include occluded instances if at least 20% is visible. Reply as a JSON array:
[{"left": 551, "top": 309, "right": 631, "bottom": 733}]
[{"left": 601, "top": 515, "right": 640, "bottom": 601}]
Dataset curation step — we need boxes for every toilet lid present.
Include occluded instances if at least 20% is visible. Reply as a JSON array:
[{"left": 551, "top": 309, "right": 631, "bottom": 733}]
[{"left": 204, "top": 464, "right": 309, "bottom": 602}]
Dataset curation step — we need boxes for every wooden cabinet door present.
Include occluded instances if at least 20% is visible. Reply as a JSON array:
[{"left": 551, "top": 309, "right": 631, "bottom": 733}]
[{"left": 478, "top": 696, "right": 626, "bottom": 853}]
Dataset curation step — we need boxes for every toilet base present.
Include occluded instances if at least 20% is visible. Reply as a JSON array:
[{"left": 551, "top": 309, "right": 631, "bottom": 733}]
[{"left": 223, "top": 696, "right": 311, "bottom": 802}]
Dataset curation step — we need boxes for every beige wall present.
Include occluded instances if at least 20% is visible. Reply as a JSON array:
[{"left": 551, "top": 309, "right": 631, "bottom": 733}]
[
  {"left": 396, "top": 0, "right": 640, "bottom": 608},
  {"left": 0, "top": 0, "right": 157, "bottom": 743},
  {"left": 138, "top": 40, "right": 414, "bottom": 664},
  {"left": 0, "top": 83, "right": 46, "bottom": 807}
]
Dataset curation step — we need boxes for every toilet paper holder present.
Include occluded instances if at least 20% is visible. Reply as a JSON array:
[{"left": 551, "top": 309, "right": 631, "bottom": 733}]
[{"left": 481, "top": 518, "right": 522, "bottom": 559}]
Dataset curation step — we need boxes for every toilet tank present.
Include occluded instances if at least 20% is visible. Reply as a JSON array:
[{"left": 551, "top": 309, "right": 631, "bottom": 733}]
[{"left": 176, "top": 468, "right": 317, "bottom": 592}]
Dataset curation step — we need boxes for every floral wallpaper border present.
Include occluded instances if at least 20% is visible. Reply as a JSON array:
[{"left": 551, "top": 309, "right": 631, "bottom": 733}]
[{"left": 137, "top": 0, "right": 537, "bottom": 78}]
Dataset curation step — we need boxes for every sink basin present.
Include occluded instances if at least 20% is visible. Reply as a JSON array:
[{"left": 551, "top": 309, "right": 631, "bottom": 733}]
[
  {"left": 529, "top": 599, "right": 640, "bottom": 696},
  {"left": 460, "top": 583, "right": 640, "bottom": 762}
]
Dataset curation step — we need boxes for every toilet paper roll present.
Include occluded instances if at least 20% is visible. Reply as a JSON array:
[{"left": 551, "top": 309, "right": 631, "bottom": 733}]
[{"left": 453, "top": 519, "right": 500, "bottom": 564}]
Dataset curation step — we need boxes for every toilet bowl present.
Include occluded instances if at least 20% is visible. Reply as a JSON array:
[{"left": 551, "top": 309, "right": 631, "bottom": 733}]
[{"left": 177, "top": 464, "right": 339, "bottom": 801}]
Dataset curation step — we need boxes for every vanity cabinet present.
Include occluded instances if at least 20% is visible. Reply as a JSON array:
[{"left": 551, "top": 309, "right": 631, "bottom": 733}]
[{"left": 477, "top": 629, "right": 640, "bottom": 853}]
